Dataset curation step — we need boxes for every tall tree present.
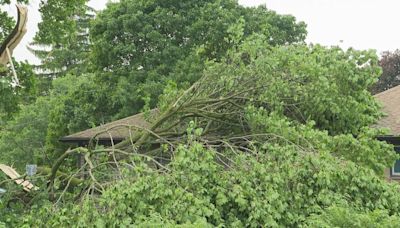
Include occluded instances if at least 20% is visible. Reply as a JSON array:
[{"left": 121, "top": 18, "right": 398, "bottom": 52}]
[
  {"left": 89, "top": 0, "right": 307, "bottom": 118},
  {"left": 29, "top": 0, "right": 94, "bottom": 92},
  {"left": 371, "top": 49, "right": 400, "bottom": 94},
  {"left": 31, "top": 0, "right": 308, "bottom": 159}
]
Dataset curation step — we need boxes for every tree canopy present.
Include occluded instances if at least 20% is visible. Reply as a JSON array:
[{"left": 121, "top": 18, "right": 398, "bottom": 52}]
[
  {"left": 89, "top": 0, "right": 307, "bottom": 118},
  {"left": 372, "top": 50, "right": 400, "bottom": 94}
]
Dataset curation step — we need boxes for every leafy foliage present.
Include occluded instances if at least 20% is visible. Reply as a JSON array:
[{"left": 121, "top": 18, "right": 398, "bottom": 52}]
[
  {"left": 29, "top": 0, "right": 93, "bottom": 82},
  {"left": 89, "top": 0, "right": 307, "bottom": 118},
  {"left": 307, "top": 206, "right": 400, "bottom": 227},
  {"left": 0, "top": 73, "right": 109, "bottom": 169},
  {"left": 5, "top": 37, "right": 398, "bottom": 226},
  {"left": 44, "top": 74, "right": 113, "bottom": 159},
  {"left": 1, "top": 1, "right": 400, "bottom": 227},
  {"left": 0, "top": 97, "right": 51, "bottom": 170},
  {"left": 372, "top": 49, "right": 400, "bottom": 94},
  {"left": 0, "top": 9, "right": 14, "bottom": 42},
  {"left": 18, "top": 142, "right": 400, "bottom": 227},
  {"left": 0, "top": 61, "right": 37, "bottom": 121}
]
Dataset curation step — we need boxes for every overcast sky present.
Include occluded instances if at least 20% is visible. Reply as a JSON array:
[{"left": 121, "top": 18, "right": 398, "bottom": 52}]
[{"left": 3, "top": 0, "right": 400, "bottom": 64}]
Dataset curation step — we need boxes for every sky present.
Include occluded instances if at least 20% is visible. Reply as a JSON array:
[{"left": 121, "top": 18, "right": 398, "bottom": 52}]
[{"left": 3, "top": 0, "right": 400, "bottom": 64}]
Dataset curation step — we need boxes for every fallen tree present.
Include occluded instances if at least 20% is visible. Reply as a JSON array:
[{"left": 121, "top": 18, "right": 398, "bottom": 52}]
[
  {"left": 46, "top": 38, "right": 394, "bottom": 195},
  {"left": 5, "top": 37, "right": 400, "bottom": 227}
]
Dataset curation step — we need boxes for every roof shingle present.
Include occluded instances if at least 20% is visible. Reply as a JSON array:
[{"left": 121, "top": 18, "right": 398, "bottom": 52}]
[
  {"left": 374, "top": 85, "right": 400, "bottom": 135},
  {"left": 60, "top": 109, "right": 158, "bottom": 144}
]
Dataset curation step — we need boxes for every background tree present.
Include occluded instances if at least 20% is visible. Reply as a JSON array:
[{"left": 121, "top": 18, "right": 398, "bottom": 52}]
[
  {"left": 34, "top": 0, "right": 308, "bottom": 157},
  {"left": 371, "top": 49, "right": 400, "bottom": 94},
  {"left": 0, "top": 0, "right": 99, "bottom": 164},
  {"left": 0, "top": 9, "right": 14, "bottom": 41},
  {"left": 0, "top": 61, "right": 37, "bottom": 121},
  {"left": 0, "top": 96, "right": 51, "bottom": 170},
  {"left": 28, "top": 0, "right": 94, "bottom": 94},
  {"left": 90, "top": 0, "right": 307, "bottom": 118}
]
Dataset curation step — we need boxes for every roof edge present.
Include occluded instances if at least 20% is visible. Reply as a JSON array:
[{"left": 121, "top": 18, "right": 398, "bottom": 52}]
[
  {"left": 377, "top": 135, "right": 400, "bottom": 145},
  {"left": 374, "top": 85, "right": 400, "bottom": 98},
  {"left": 59, "top": 136, "right": 125, "bottom": 144}
]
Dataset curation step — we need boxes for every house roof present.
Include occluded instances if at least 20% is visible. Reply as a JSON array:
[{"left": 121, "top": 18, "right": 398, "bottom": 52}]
[
  {"left": 374, "top": 85, "right": 400, "bottom": 135},
  {"left": 60, "top": 109, "right": 158, "bottom": 144}
]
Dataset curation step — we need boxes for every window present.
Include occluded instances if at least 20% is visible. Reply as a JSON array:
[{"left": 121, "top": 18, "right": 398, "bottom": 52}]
[
  {"left": 391, "top": 146, "right": 400, "bottom": 177},
  {"left": 392, "top": 160, "right": 400, "bottom": 176}
]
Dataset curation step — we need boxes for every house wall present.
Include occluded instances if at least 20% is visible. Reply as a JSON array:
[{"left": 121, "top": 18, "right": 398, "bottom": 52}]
[{"left": 385, "top": 168, "right": 400, "bottom": 183}]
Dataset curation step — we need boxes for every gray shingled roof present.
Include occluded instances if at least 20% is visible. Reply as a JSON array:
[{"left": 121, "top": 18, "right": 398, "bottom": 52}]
[
  {"left": 374, "top": 85, "right": 400, "bottom": 135},
  {"left": 60, "top": 109, "right": 158, "bottom": 144}
]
